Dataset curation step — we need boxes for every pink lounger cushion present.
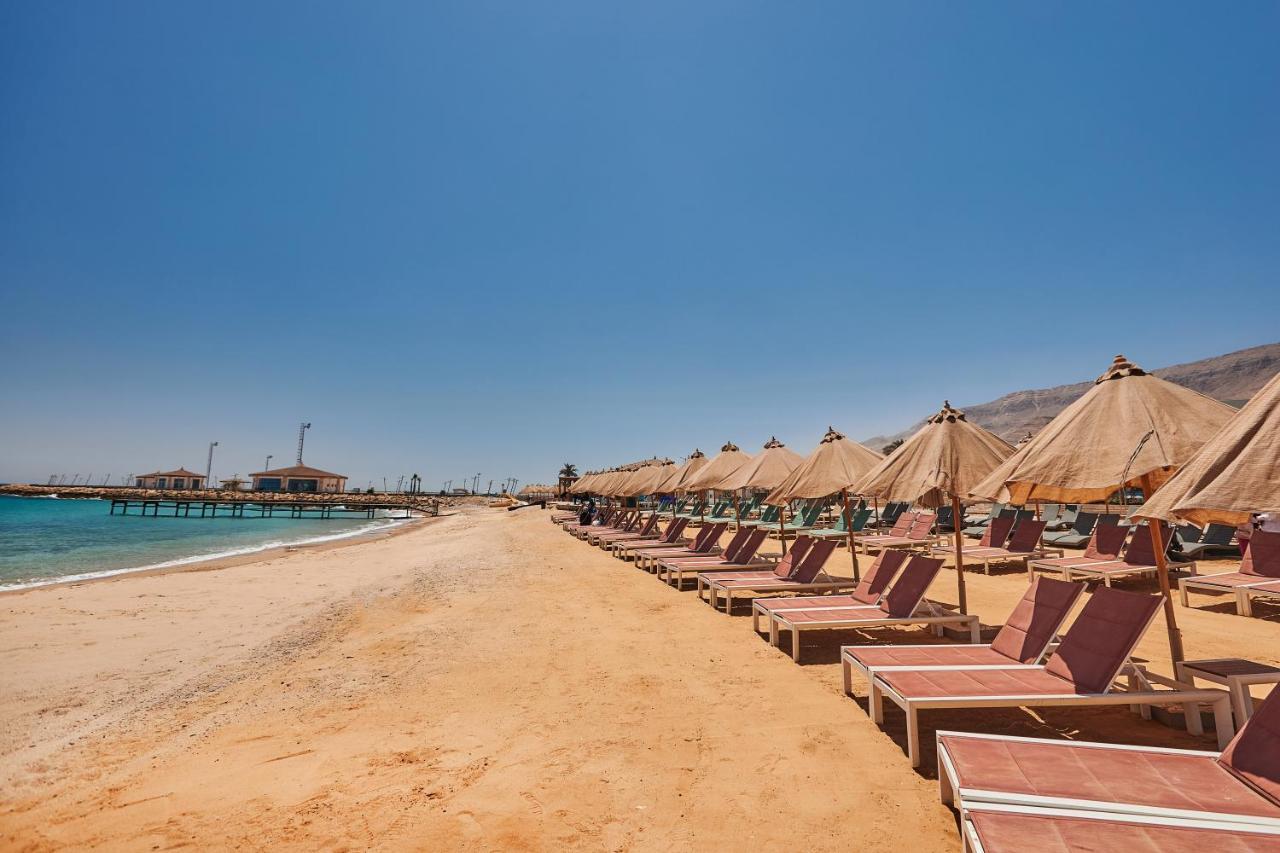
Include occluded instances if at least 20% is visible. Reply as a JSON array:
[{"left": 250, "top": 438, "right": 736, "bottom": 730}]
[
  {"left": 882, "top": 666, "right": 1085, "bottom": 698},
  {"left": 966, "top": 809, "right": 1280, "bottom": 853},
  {"left": 940, "top": 734, "right": 1280, "bottom": 819},
  {"left": 849, "top": 645, "right": 1022, "bottom": 668}
]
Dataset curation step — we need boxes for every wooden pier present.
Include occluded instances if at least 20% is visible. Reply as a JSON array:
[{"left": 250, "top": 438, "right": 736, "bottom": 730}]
[{"left": 109, "top": 499, "right": 418, "bottom": 520}]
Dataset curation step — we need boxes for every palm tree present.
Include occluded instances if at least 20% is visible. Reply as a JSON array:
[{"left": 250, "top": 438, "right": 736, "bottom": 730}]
[
  {"left": 558, "top": 463, "right": 578, "bottom": 479},
  {"left": 881, "top": 438, "right": 904, "bottom": 455}
]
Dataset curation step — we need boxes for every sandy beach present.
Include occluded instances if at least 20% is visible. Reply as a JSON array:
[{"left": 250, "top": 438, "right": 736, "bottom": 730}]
[{"left": 2, "top": 506, "right": 1276, "bottom": 851}]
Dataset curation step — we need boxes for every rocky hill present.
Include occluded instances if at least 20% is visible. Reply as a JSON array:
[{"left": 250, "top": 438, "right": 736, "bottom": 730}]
[{"left": 864, "top": 342, "right": 1280, "bottom": 451}]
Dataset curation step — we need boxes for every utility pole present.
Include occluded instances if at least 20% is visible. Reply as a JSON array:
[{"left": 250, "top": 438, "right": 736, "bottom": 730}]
[
  {"left": 296, "top": 422, "right": 311, "bottom": 464},
  {"left": 474, "top": 473, "right": 481, "bottom": 495},
  {"left": 103, "top": 473, "right": 111, "bottom": 486},
  {"left": 85, "top": 473, "right": 94, "bottom": 486},
  {"left": 206, "top": 441, "right": 219, "bottom": 489},
  {"left": 486, "top": 479, "right": 493, "bottom": 496},
  {"left": 265, "top": 454, "right": 273, "bottom": 472}
]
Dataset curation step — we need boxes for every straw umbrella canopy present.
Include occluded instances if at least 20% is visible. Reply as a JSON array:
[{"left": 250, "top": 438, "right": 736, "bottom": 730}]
[
  {"left": 764, "top": 426, "right": 884, "bottom": 574},
  {"left": 682, "top": 441, "right": 753, "bottom": 493},
  {"left": 855, "top": 402, "right": 1016, "bottom": 613},
  {"left": 969, "top": 354, "right": 1235, "bottom": 665},
  {"left": 970, "top": 355, "right": 1235, "bottom": 506},
  {"left": 1136, "top": 370, "right": 1280, "bottom": 527},
  {"left": 658, "top": 449, "right": 710, "bottom": 494},
  {"left": 716, "top": 437, "right": 805, "bottom": 492},
  {"left": 620, "top": 460, "right": 676, "bottom": 498}
]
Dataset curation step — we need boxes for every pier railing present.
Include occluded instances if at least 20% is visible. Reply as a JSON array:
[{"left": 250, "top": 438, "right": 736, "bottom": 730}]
[{"left": 108, "top": 499, "right": 425, "bottom": 520}]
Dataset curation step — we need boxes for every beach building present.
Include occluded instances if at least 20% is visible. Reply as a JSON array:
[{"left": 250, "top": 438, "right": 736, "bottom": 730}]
[
  {"left": 249, "top": 465, "right": 347, "bottom": 494},
  {"left": 135, "top": 469, "right": 207, "bottom": 490}
]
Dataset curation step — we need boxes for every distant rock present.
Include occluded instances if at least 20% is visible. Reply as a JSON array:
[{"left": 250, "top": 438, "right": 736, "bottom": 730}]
[{"left": 864, "top": 342, "right": 1280, "bottom": 448}]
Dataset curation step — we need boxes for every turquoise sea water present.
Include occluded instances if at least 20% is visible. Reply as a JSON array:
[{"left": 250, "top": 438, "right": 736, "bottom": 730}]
[{"left": 0, "top": 495, "right": 409, "bottom": 590}]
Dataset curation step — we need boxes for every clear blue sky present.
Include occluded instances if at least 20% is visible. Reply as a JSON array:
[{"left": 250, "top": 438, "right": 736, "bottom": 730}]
[{"left": 1, "top": 2, "right": 1276, "bottom": 489}]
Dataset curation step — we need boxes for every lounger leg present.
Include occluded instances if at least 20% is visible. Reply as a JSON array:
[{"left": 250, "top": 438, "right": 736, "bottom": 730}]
[
  {"left": 752, "top": 607, "right": 760, "bottom": 634},
  {"left": 1212, "top": 695, "right": 1236, "bottom": 748},
  {"left": 869, "top": 682, "right": 884, "bottom": 724},
  {"left": 723, "top": 591, "right": 732, "bottom": 614},
  {"left": 1184, "top": 699, "right": 1204, "bottom": 735},
  {"left": 841, "top": 655, "right": 853, "bottom": 696},
  {"left": 1179, "top": 580, "right": 1189, "bottom": 607},
  {"left": 1237, "top": 589, "right": 1253, "bottom": 618},
  {"left": 969, "top": 617, "right": 980, "bottom": 644},
  {"left": 938, "top": 755, "right": 955, "bottom": 806},
  {"left": 791, "top": 628, "right": 802, "bottom": 663},
  {"left": 907, "top": 707, "right": 922, "bottom": 767},
  {"left": 1230, "top": 681, "right": 1253, "bottom": 725},
  {"left": 769, "top": 616, "right": 780, "bottom": 647}
]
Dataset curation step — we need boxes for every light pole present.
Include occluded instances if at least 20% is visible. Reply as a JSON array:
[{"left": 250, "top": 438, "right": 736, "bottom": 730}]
[
  {"left": 206, "top": 441, "right": 219, "bottom": 489},
  {"left": 265, "top": 454, "right": 273, "bottom": 472}
]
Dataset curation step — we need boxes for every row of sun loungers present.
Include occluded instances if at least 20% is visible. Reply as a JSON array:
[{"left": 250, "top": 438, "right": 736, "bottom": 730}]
[{"left": 555, "top": 503, "right": 1277, "bottom": 850}]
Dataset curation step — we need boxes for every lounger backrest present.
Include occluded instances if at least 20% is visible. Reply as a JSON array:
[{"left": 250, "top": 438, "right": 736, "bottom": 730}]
[
  {"left": 1082, "top": 522, "right": 1129, "bottom": 560},
  {"left": 1121, "top": 523, "right": 1171, "bottom": 566},
  {"left": 1242, "top": 529, "right": 1280, "bottom": 578},
  {"left": 660, "top": 517, "right": 689, "bottom": 543},
  {"left": 802, "top": 502, "right": 825, "bottom": 526},
  {"left": 1218, "top": 683, "right": 1280, "bottom": 807},
  {"left": 888, "top": 512, "right": 915, "bottom": 536},
  {"left": 637, "top": 514, "right": 659, "bottom": 536},
  {"left": 1204, "top": 523, "right": 1237, "bottom": 547},
  {"left": 978, "top": 515, "right": 1016, "bottom": 548},
  {"left": 989, "top": 577, "right": 1086, "bottom": 663},
  {"left": 787, "top": 539, "right": 839, "bottom": 583},
  {"left": 908, "top": 513, "right": 936, "bottom": 539},
  {"left": 719, "top": 527, "right": 753, "bottom": 561},
  {"left": 732, "top": 529, "right": 769, "bottom": 564},
  {"left": 690, "top": 522, "right": 723, "bottom": 552},
  {"left": 997, "top": 508, "right": 1017, "bottom": 519},
  {"left": 851, "top": 507, "right": 873, "bottom": 532},
  {"left": 1176, "top": 523, "right": 1203, "bottom": 546},
  {"left": 1041, "top": 503, "right": 1060, "bottom": 524},
  {"left": 1070, "top": 511, "right": 1098, "bottom": 536},
  {"left": 1044, "top": 587, "right": 1161, "bottom": 694},
  {"left": 880, "top": 555, "right": 944, "bottom": 617},
  {"left": 851, "top": 549, "right": 910, "bottom": 605},
  {"left": 1005, "top": 519, "right": 1047, "bottom": 553},
  {"left": 772, "top": 536, "right": 814, "bottom": 578}
]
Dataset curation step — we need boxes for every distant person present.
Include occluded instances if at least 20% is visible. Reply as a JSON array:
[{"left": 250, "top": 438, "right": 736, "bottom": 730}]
[{"left": 579, "top": 497, "right": 595, "bottom": 527}]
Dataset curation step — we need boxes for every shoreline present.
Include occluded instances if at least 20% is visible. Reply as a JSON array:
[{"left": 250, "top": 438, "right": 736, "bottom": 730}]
[{"left": 0, "top": 510, "right": 440, "bottom": 598}]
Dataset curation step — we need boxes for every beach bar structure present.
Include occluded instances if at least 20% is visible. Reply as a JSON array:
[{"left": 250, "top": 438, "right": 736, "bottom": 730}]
[
  {"left": 249, "top": 464, "right": 347, "bottom": 494},
  {"left": 135, "top": 468, "right": 207, "bottom": 490}
]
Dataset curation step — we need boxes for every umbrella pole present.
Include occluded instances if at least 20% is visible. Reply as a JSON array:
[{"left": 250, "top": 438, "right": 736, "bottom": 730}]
[
  {"left": 873, "top": 496, "right": 880, "bottom": 529},
  {"left": 779, "top": 504, "right": 787, "bottom": 555},
  {"left": 1141, "top": 474, "right": 1184, "bottom": 665},
  {"left": 952, "top": 493, "right": 967, "bottom": 614},
  {"left": 735, "top": 490, "right": 742, "bottom": 532},
  {"left": 842, "top": 489, "right": 860, "bottom": 582}
]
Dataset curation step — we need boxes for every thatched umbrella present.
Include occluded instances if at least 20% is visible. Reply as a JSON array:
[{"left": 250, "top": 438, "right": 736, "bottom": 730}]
[
  {"left": 658, "top": 449, "right": 710, "bottom": 495},
  {"left": 970, "top": 354, "right": 1235, "bottom": 664},
  {"left": 682, "top": 441, "right": 752, "bottom": 522},
  {"left": 856, "top": 402, "right": 1015, "bottom": 613},
  {"left": 764, "top": 426, "right": 884, "bottom": 574},
  {"left": 619, "top": 460, "right": 676, "bottom": 499},
  {"left": 1137, "top": 370, "right": 1280, "bottom": 527},
  {"left": 714, "top": 437, "right": 805, "bottom": 528}
]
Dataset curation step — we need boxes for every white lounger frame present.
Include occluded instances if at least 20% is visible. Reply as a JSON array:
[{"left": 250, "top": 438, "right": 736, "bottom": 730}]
[
  {"left": 769, "top": 601, "right": 980, "bottom": 663},
  {"left": 698, "top": 572, "right": 857, "bottom": 614},
  {"left": 934, "top": 730, "right": 1280, "bottom": 830},
  {"left": 958, "top": 801, "right": 1280, "bottom": 853},
  {"left": 1178, "top": 570, "right": 1278, "bottom": 615}
]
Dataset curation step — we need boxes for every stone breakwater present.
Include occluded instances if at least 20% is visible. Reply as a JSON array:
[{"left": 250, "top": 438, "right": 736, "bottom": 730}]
[{"left": 0, "top": 484, "right": 470, "bottom": 512}]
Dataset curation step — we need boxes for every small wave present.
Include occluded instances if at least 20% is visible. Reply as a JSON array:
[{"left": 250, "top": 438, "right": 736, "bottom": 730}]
[{"left": 0, "top": 517, "right": 413, "bottom": 592}]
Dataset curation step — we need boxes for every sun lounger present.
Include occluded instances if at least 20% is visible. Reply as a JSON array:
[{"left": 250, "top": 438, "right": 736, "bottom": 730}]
[
  {"left": 957, "top": 801, "right": 1280, "bottom": 853},
  {"left": 809, "top": 506, "right": 873, "bottom": 540},
  {"left": 700, "top": 539, "right": 845, "bottom": 614},
  {"left": 841, "top": 576, "right": 1085, "bottom": 695},
  {"left": 1047, "top": 504, "right": 1079, "bottom": 532},
  {"left": 696, "top": 537, "right": 814, "bottom": 591},
  {"left": 609, "top": 517, "right": 689, "bottom": 557},
  {"left": 1179, "top": 522, "right": 1241, "bottom": 560},
  {"left": 943, "top": 519, "right": 1062, "bottom": 575},
  {"left": 769, "top": 501, "right": 826, "bottom": 538},
  {"left": 751, "top": 549, "right": 910, "bottom": 634},
  {"left": 1180, "top": 529, "right": 1280, "bottom": 615},
  {"left": 854, "top": 513, "right": 939, "bottom": 555},
  {"left": 868, "top": 586, "right": 1235, "bottom": 766},
  {"left": 851, "top": 510, "right": 917, "bottom": 544},
  {"left": 580, "top": 509, "right": 641, "bottom": 540},
  {"left": 934, "top": 515, "right": 1015, "bottom": 558},
  {"left": 878, "top": 501, "right": 910, "bottom": 529},
  {"left": 766, "top": 554, "right": 977, "bottom": 662},
  {"left": 1064, "top": 522, "right": 1196, "bottom": 586},
  {"left": 1027, "top": 522, "right": 1129, "bottom": 578},
  {"left": 588, "top": 511, "right": 656, "bottom": 545},
  {"left": 963, "top": 507, "right": 1014, "bottom": 538},
  {"left": 962, "top": 502, "right": 1003, "bottom": 528},
  {"left": 561, "top": 507, "right": 619, "bottom": 534},
  {"left": 935, "top": 681, "right": 1280, "bottom": 831},
  {"left": 633, "top": 522, "right": 727, "bottom": 571},
  {"left": 656, "top": 529, "right": 772, "bottom": 589}
]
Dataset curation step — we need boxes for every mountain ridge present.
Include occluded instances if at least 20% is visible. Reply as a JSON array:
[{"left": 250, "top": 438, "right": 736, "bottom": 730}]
[{"left": 863, "top": 342, "right": 1280, "bottom": 451}]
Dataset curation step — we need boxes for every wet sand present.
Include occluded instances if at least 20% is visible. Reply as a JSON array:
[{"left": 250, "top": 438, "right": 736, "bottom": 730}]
[{"left": 1, "top": 507, "right": 1275, "bottom": 850}]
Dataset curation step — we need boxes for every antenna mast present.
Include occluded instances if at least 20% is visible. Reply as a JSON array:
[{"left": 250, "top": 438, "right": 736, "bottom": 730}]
[{"left": 296, "top": 422, "right": 311, "bottom": 464}]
